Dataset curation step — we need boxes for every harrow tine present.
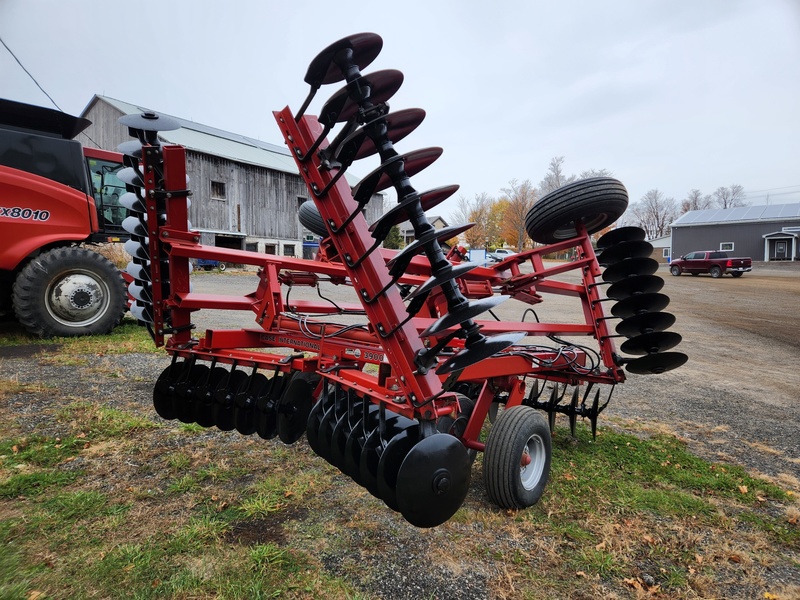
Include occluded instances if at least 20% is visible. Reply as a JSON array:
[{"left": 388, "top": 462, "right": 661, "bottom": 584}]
[
  {"left": 569, "top": 387, "right": 579, "bottom": 437},
  {"left": 589, "top": 389, "right": 601, "bottom": 439}
]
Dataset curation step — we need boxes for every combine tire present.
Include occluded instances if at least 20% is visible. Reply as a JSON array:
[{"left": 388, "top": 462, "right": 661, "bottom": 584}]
[
  {"left": 12, "top": 247, "right": 127, "bottom": 337},
  {"left": 525, "top": 177, "right": 628, "bottom": 244},
  {"left": 483, "top": 405, "right": 551, "bottom": 509}
]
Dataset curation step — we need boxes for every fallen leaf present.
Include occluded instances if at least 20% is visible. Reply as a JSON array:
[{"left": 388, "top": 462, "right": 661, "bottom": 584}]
[
  {"left": 12, "top": 445, "right": 19, "bottom": 454},
  {"left": 576, "top": 571, "right": 587, "bottom": 578},
  {"left": 595, "top": 541, "right": 606, "bottom": 551},
  {"left": 695, "top": 554, "right": 703, "bottom": 564},
  {"left": 623, "top": 578, "right": 642, "bottom": 590},
  {"left": 563, "top": 473, "right": 576, "bottom": 481},
  {"left": 728, "top": 554, "right": 742, "bottom": 563},
  {"left": 764, "top": 593, "right": 779, "bottom": 599},
  {"left": 284, "top": 490, "right": 294, "bottom": 498},
  {"left": 756, "top": 495, "right": 766, "bottom": 502},
  {"left": 688, "top": 566, "right": 696, "bottom": 574},
  {"left": 76, "top": 432, "right": 86, "bottom": 439},
  {"left": 642, "top": 535, "right": 655, "bottom": 545},
  {"left": 739, "top": 485, "right": 748, "bottom": 494},
  {"left": 27, "top": 592, "right": 45, "bottom": 600}
]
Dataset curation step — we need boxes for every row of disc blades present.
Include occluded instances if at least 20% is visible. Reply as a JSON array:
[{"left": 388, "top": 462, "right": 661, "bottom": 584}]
[
  {"left": 153, "top": 360, "right": 318, "bottom": 445},
  {"left": 304, "top": 383, "right": 471, "bottom": 528},
  {"left": 596, "top": 226, "right": 688, "bottom": 374}
]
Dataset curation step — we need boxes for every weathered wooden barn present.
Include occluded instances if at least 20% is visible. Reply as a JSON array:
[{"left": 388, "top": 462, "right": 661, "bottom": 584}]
[
  {"left": 670, "top": 203, "right": 800, "bottom": 262},
  {"left": 77, "top": 95, "right": 382, "bottom": 258}
]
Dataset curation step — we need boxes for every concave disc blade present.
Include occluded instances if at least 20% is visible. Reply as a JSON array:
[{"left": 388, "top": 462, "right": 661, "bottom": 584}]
[
  {"left": 405, "top": 262, "right": 481, "bottom": 300},
  {"left": 124, "top": 239, "right": 149, "bottom": 261},
  {"left": 255, "top": 372, "right": 289, "bottom": 440},
  {"left": 130, "top": 303, "right": 153, "bottom": 323},
  {"left": 122, "top": 216, "right": 147, "bottom": 237},
  {"left": 174, "top": 364, "right": 209, "bottom": 424},
  {"left": 277, "top": 372, "right": 320, "bottom": 444},
  {"left": 119, "top": 192, "right": 146, "bottom": 213},
  {"left": 596, "top": 240, "right": 654, "bottom": 266},
  {"left": 304, "top": 33, "right": 383, "bottom": 87},
  {"left": 319, "top": 69, "right": 405, "bottom": 127},
  {"left": 234, "top": 372, "right": 269, "bottom": 436},
  {"left": 117, "top": 140, "right": 144, "bottom": 157},
  {"left": 153, "top": 362, "right": 183, "bottom": 420},
  {"left": 369, "top": 184, "right": 460, "bottom": 235},
  {"left": 126, "top": 261, "right": 150, "bottom": 283},
  {"left": 605, "top": 274, "right": 663, "bottom": 300},
  {"left": 436, "top": 332, "right": 525, "bottom": 375},
  {"left": 620, "top": 331, "right": 682, "bottom": 355},
  {"left": 602, "top": 257, "right": 660, "bottom": 282},
  {"left": 395, "top": 434, "right": 471, "bottom": 528},
  {"left": 128, "top": 282, "right": 151, "bottom": 303},
  {"left": 421, "top": 296, "right": 510, "bottom": 336},
  {"left": 119, "top": 112, "right": 181, "bottom": 132},
  {"left": 377, "top": 424, "right": 421, "bottom": 511},
  {"left": 117, "top": 167, "right": 144, "bottom": 187},
  {"left": 387, "top": 223, "right": 474, "bottom": 274},
  {"left": 329, "top": 411, "right": 357, "bottom": 473},
  {"left": 214, "top": 369, "right": 247, "bottom": 432},
  {"left": 625, "top": 352, "right": 688, "bottom": 375},
  {"left": 343, "top": 108, "right": 426, "bottom": 162},
  {"left": 616, "top": 312, "right": 676, "bottom": 337},
  {"left": 610, "top": 292, "right": 670, "bottom": 318},
  {"left": 359, "top": 414, "right": 410, "bottom": 497},
  {"left": 305, "top": 395, "right": 327, "bottom": 455},
  {"left": 194, "top": 366, "right": 228, "bottom": 428},
  {"left": 315, "top": 404, "right": 340, "bottom": 463},
  {"left": 352, "top": 147, "right": 443, "bottom": 202},
  {"left": 343, "top": 404, "right": 380, "bottom": 483},
  {"left": 596, "top": 226, "right": 646, "bottom": 249}
]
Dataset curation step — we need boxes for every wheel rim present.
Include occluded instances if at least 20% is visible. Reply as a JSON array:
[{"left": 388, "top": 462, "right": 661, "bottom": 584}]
[
  {"left": 45, "top": 269, "right": 112, "bottom": 327},
  {"left": 520, "top": 433, "right": 547, "bottom": 490}
]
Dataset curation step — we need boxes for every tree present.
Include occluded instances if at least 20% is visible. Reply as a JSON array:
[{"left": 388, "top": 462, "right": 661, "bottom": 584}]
[
  {"left": 383, "top": 225, "right": 403, "bottom": 249},
  {"left": 450, "top": 193, "right": 496, "bottom": 249},
  {"left": 498, "top": 179, "right": 537, "bottom": 251},
  {"left": 681, "top": 189, "right": 713, "bottom": 213},
  {"left": 713, "top": 184, "right": 746, "bottom": 209},
  {"left": 628, "top": 189, "right": 678, "bottom": 239},
  {"left": 538, "top": 156, "right": 576, "bottom": 196}
]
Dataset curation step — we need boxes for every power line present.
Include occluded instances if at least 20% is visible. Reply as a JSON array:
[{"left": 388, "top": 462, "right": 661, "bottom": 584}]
[
  {"left": 744, "top": 184, "right": 800, "bottom": 194},
  {"left": 0, "top": 34, "right": 62, "bottom": 111}
]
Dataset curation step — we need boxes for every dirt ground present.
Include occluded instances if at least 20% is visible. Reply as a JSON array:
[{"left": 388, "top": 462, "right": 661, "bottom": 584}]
[{"left": 187, "top": 260, "right": 800, "bottom": 488}]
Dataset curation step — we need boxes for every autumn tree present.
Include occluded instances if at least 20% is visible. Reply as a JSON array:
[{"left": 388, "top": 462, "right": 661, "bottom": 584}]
[
  {"left": 627, "top": 189, "right": 678, "bottom": 239},
  {"left": 713, "top": 184, "right": 746, "bottom": 209},
  {"left": 450, "top": 193, "right": 495, "bottom": 249},
  {"left": 498, "top": 179, "right": 537, "bottom": 251},
  {"left": 681, "top": 189, "right": 714, "bottom": 213}
]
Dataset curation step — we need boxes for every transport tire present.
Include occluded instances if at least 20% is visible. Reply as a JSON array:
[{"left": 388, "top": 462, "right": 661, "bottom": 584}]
[
  {"left": 670, "top": 265, "right": 681, "bottom": 276},
  {"left": 298, "top": 200, "right": 329, "bottom": 238},
  {"left": 12, "top": 246, "right": 127, "bottom": 337},
  {"left": 483, "top": 405, "right": 551, "bottom": 509},
  {"left": 710, "top": 266, "right": 723, "bottom": 278},
  {"left": 525, "top": 177, "right": 628, "bottom": 245}
]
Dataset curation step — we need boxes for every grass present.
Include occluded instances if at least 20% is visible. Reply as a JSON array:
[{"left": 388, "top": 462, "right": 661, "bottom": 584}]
[{"left": 1, "top": 325, "right": 799, "bottom": 599}]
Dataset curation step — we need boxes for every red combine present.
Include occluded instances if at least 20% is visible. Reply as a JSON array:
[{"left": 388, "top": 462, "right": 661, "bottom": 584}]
[{"left": 120, "top": 33, "right": 686, "bottom": 527}]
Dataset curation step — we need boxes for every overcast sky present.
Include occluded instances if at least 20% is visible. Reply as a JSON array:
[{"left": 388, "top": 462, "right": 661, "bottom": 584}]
[{"left": 2, "top": 0, "right": 799, "bottom": 218}]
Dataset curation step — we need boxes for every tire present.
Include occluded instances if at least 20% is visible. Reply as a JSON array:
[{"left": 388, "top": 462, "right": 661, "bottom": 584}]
[
  {"left": 12, "top": 247, "right": 127, "bottom": 337},
  {"left": 298, "top": 200, "right": 328, "bottom": 237},
  {"left": 525, "top": 177, "right": 628, "bottom": 244},
  {"left": 670, "top": 265, "right": 681, "bottom": 276},
  {"left": 710, "top": 266, "right": 722, "bottom": 279},
  {"left": 218, "top": 263, "right": 226, "bottom": 272},
  {"left": 731, "top": 271, "right": 743, "bottom": 278},
  {"left": 483, "top": 405, "right": 551, "bottom": 509}
]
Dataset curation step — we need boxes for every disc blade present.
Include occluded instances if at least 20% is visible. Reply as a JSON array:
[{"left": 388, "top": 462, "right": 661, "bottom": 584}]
[
  {"left": 369, "top": 185, "right": 459, "bottom": 235},
  {"left": 304, "top": 33, "right": 383, "bottom": 87},
  {"left": 596, "top": 240, "right": 653, "bottom": 266},
  {"left": 130, "top": 303, "right": 153, "bottom": 323},
  {"left": 395, "top": 434, "right": 472, "bottom": 528},
  {"left": 602, "top": 257, "right": 660, "bottom": 282},
  {"left": 351, "top": 147, "right": 443, "bottom": 202},
  {"left": 117, "top": 167, "right": 144, "bottom": 187},
  {"left": 605, "top": 274, "right": 663, "bottom": 300},
  {"left": 234, "top": 372, "right": 269, "bottom": 436},
  {"left": 194, "top": 366, "right": 228, "bottom": 428},
  {"left": 119, "top": 192, "right": 146, "bottom": 213},
  {"left": 174, "top": 364, "right": 210, "bottom": 424},
  {"left": 319, "top": 69, "right": 405, "bottom": 127},
  {"left": 421, "top": 296, "right": 510, "bottom": 336},
  {"left": 343, "top": 405, "right": 380, "bottom": 483},
  {"left": 341, "top": 108, "right": 426, "bottom": 162},
  {"left": 128, "top": 282, "right": 152, "bottom": 303},
  {"left": 126, "top": 261, "right": 150, "bottom": 283},
  {"left": 124, "top": 239, "right": 149, "bottom": 261},
  {"left": 122, "top": 216, "right": 147, "bottom": 237},
  {"left": 153, "top": 362, "right": 182, "bottom": 420},
  {"left": 436, "top": 332, "right": 525, "bottom": 375},
  {"left": 386, "top": 223, "right": 474, "bottom": 275},
  {"left": 117, "top": 140, "right": 144, "bottom": 157},
  {"left": 620, "top": 331, "right": 682, "bottom": 355},
  {"left": 119, "top": 111, "right": 181, "bottom": 132},
  {"left": 377, "top": 424, "right": 421, "bottom": 511},
  {"left": 610, "top": 292, "right": 670, "bottom": 318},
  {"left": 625, "top": 352, "right": 688, "bottom": 375},
  {"left": 277, "top": 372, "right": 320, "bottom": 444},
  {"left": 405, "top": 262, "right": 481, "bottom": 301},
  {"left": 616, "top": 312, "right": 676, "bottom": 337},
  {"left": 596, "top": 226, "right": 646, "bottom": 249}
]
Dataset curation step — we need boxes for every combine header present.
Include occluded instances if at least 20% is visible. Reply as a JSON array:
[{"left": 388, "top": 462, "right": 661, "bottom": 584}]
[{"left": 120, "top": 33, "right": 686, "bottom": 527}]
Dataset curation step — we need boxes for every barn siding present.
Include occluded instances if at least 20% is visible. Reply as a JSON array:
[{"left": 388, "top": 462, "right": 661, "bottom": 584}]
[
  {"left": 78, "top": 97, "right": 383, "bottom": 249},
  {"left": 672, "top": 219, "right": 800, "bottom": 260}
]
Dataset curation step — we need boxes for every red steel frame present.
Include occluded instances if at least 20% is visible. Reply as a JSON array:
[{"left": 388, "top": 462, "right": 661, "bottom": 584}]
[{"left": 141, "top": 118, "right": 626, "bottom": 452}]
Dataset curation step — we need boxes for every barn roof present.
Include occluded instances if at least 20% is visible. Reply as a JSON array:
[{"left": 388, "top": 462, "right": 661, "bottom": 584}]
[
  {"left": 672, "top": 203, "right": 800, "bottom": 227},
  {"left": 87, "top": 96, "right": 299, "bottom": 175}
]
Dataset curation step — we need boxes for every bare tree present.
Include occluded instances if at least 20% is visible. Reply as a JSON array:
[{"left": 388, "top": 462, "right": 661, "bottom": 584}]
[
  {"left": 578, "top": 168, "right": 612, "bottom": 180},
  {"left": 628, "top": 189, "right": 679, "bottom": 239},
  {"left": 499, "top": 179, "right": 537, "bottom": 251},
  {"left": 713, "top": 184, "right": 747, "bottom": 209},
  {"left": 450, "top": 193, "right": 495, "bottom": 248},
  {"left": 681, "top": 189, "right": 714, "bottom": 213},
  {"left": 538, "top": 156, "right": 576, "bottom": 196}
]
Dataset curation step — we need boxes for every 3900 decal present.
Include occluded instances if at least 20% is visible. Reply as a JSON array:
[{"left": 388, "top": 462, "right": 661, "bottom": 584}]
[{"left": 0, "top": 207, "right": 51, "bottom": 221}]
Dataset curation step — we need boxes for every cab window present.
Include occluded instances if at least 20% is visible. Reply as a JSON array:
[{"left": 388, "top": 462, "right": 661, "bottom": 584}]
[{"left": 87, "top": 157, "right": 128, "bottom": 228}]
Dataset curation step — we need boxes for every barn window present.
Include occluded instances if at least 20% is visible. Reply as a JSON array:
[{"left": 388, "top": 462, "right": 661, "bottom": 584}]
[
  {"left": 283, "top": 244, "right": 296, "bottom": 257},
  {"left": 211, "top": 181, "right": 226, "bottom": 199},
  {"left": 720, "top": 242, "right": 734, "bottom": 252}
]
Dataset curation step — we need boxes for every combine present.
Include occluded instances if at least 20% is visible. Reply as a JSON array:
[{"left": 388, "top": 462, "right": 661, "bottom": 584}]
[{"left": 119, "top": 33, "right": 686, "bottom": 527}]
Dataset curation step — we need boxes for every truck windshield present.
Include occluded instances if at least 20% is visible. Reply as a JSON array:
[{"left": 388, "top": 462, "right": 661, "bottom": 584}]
[{"left": 87, "top": 157, "right": 128, "bottom": 231}]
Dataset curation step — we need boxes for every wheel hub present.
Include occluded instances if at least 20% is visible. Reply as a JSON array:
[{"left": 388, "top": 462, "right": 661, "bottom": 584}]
[{"left": 47, "top": 272, "right": 109, "bottom": 326}]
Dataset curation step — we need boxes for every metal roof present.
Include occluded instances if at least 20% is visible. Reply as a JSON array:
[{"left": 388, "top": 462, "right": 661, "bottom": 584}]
[
  {"left": 90, "top": 96, "right": 299, "bottom": 175},
  {"left": 672, "top": 203, "right": 800, "bottom": 227}
]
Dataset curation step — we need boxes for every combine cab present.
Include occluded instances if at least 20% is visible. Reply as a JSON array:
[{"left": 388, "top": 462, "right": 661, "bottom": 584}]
[{"left": 121, "top": 34, "right": 686, "bottom": 527}]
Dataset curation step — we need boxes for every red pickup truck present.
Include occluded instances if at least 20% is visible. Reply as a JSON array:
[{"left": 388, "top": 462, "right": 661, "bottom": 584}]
[{"left": 669, "top": 251, "right": 752, "bottom": 278}]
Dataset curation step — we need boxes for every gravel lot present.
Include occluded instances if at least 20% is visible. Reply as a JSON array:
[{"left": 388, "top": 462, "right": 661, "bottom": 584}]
[{"left": 188, "top": 259, "right": 800, "bottom": 488}]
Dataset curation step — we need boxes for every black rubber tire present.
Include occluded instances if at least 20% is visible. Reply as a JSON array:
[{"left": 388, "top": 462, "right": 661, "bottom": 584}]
[
  {"left": 670, "top": 265, "right": 681, "bottom": 276},
  {"left": 731, "top": 271, "right": 743, "bottom": 278},
  {"left": 298, "top": 200, "right": 329, "bottom": 238},
  {"left": 483, "top": 405, "right": 551, "bottom": 509},
  {"left": 12, "top": 247, "right": 127, "bottom": 337},
  {"left": 525, "top": 177, "right": 628, "bottom": 244},
  {"left": 710, "top": 266, "right": 723, "bottom": 279}
]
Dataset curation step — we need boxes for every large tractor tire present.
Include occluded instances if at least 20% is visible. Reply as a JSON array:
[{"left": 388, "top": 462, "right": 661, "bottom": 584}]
[
  {"left": 12, "top": 247, "right": 127, "bottom": 337},
  {"left": 525, "top": 177, "right": 628, "bottom": 245}
]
